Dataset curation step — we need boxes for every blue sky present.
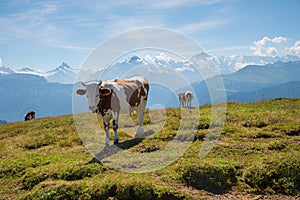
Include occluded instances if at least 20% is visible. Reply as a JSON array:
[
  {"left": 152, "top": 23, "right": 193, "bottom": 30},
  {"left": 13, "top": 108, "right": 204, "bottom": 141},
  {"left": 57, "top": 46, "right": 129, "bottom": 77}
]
[{"left": 0, "top": 0, "right": 300, "bottom": 71}]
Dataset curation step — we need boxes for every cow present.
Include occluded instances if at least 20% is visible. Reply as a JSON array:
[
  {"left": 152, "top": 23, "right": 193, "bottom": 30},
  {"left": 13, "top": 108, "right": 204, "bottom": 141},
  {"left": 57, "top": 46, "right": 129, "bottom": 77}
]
[
  {"left": 76, "top": 77, "right": 149, "bottom": 145},
  {"left": 178, "top": 92, "right": 186, "bottom": 108},
  {"left": 24, "top": 110, "right": 35, "bottom": 121},
  {"left": 185, "top": 90, "right": 194, "bottom": 108}
]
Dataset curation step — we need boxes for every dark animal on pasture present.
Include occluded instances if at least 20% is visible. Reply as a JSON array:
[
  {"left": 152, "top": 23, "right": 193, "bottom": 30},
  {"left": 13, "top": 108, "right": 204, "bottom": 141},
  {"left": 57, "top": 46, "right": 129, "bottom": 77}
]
[{"left": 24, "top": 110, "right": 35, "bottom": 121}]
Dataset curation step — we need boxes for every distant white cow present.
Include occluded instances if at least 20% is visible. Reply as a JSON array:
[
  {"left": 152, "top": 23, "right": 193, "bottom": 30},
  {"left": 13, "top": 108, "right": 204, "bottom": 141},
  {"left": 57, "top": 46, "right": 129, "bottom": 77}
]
[
  {"left": 178, "top": 90, "right": 194, "bottom": 108},
  {"left": 185, "top": 90, "right": 193, "bottom": 108},
  {"left": 178, "top": 92, "right": 186, "bottom": 108},
  {"left": 76, "top": 77, "right": 149, "bottom": 145}
]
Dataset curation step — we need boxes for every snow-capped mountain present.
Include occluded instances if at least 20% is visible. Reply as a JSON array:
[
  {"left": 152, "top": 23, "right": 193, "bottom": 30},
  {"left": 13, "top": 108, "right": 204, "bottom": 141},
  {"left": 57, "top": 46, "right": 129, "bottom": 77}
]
[
  {"left": 81, "top": 53, "right": 300, "bottom": 84},
  {"left": 0, "top": 62, "right": 78, "bottom": 84},
  {"left": 16, "top": 68, "right": 45, "bottom": 76},
  {"left": 78, "top": 54, "right": 203, "bottom": 84},
  {"left": 45, "top": 62, "right": 78, "bottom": 84},
  {"left": 191, "top": 53, "right": 300, "bottom": 74},
  {"left": 1, "top": 53, "right": 300, "bottom": 84},
  {"left": 0, "top": 66, "right": 15, "bottom": 74}
]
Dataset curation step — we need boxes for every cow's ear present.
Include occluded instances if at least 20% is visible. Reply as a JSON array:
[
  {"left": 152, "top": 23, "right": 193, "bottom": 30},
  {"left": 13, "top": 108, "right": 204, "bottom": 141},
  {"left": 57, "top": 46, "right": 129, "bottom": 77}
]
[
  {"left": 98, "top": 81, "right": 102, "bottom": 87},
  {"left": 100, "top": 88, "right": 112, "bottom": 96},
  {"left": 76, "top": 88, "right": 86, "bottom": 95}
]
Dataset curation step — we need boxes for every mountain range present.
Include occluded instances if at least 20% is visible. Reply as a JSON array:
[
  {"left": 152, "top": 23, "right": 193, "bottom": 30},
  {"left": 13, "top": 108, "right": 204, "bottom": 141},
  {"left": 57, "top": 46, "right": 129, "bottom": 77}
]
[
  {"left": 192, "top": 61, "right": 300, "bottom": 105},
  {"left": 0, "top": 62, "right": 77, "bottom": 84},
  {"left": 1, "top": 53, "right": 300, "bottom": 84},
  {"left": 0, "top": 53, "right": 300, "bottom": 122}
]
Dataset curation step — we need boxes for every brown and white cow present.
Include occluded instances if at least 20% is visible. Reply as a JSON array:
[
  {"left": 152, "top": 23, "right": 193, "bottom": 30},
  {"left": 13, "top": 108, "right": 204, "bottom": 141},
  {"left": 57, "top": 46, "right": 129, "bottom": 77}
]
[
  {"left": 24, "top": 110, "right": 35, "bottom": 121},
  {"left": 76, "top": 77, "right": 149, "bottom": 145},
  {"left": 178, "top": 90, "right": 193, "bottom": 108},
  {"left": 185, "top": 90, "right": 193, "bottom": 108}
]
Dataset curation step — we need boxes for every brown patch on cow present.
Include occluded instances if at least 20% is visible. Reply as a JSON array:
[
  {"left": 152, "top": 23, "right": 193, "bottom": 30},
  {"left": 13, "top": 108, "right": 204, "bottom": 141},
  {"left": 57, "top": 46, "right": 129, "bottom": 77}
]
[
  {"left": 97, "top": 87, "right": 121, "bottom": 116},
  {"left": 76, "top": 88, "right": 86, "bottom": 95},
  {"left": 113, "top": 79, "right": 149, "bottom": 107},
  {"left": 178, "top": 92, "right": 186, "bottom": 101},
  {"left": 141, "top": 80, "right": 149, "bottom": 101}
]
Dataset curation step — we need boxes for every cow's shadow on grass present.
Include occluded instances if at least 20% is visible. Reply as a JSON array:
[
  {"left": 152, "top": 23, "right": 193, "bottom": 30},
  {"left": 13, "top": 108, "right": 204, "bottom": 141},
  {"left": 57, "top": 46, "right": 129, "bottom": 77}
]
[{"left": 87, "top": 130, "right": 154, "bottom": 164}]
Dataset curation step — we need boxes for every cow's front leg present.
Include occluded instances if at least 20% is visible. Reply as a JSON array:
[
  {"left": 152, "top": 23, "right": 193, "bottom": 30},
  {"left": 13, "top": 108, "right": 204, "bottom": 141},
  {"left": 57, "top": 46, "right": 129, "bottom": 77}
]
[
  {"left": 112, "top": 119, "right": 119, "bottom": 144},
  {"left": 103, "top": 121, "right": 110, "bottom": 145}
]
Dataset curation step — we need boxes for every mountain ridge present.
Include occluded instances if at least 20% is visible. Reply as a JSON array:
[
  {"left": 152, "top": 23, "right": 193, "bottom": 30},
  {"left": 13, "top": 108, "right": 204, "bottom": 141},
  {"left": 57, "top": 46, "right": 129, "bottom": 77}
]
[
  {"left": 0, "top": 58, "right": 300, "bottom": 122},
  {"left": 0, "top": 62, "right": 78, "bottom": 84},
  {"left": 1, "top": 53, "right": 300, "bottom": 84},
  {"left": 192, "top": 60, "right": 300, "bottom": 104}
]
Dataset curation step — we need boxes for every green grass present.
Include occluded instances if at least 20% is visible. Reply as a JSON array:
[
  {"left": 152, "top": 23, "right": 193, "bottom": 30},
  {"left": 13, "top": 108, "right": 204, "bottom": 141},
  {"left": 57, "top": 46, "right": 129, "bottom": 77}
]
[{"left": 0, "top": 98, "right": 300, "bottom": 199}]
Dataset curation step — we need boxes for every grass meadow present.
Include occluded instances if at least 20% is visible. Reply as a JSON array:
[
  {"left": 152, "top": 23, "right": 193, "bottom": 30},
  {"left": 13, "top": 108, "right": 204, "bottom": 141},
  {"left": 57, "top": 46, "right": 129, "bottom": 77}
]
[{"left": 0, "top": 98, "right": 299, "bottom": 199}]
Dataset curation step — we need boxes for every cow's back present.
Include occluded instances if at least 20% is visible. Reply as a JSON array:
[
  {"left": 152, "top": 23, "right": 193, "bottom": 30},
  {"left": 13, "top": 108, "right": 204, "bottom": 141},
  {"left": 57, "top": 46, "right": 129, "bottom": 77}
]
[{"left": 102, "top": 77, "right": 149, "bottom": 113}]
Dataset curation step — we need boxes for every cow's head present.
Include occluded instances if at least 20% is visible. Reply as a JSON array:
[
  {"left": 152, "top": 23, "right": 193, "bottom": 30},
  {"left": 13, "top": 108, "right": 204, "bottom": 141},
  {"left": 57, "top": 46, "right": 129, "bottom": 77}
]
[
  {"left": 76, "top": 81, "right": 102, "bottom": 113},
  {"left": 178, "top": 92, "right": 186, "bottom": 100}
]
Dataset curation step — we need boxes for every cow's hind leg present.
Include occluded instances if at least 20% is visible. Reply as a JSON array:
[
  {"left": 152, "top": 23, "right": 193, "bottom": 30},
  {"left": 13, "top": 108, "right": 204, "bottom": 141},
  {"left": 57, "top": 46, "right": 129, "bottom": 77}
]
[
  {"left": 103, "top": 121, "right": 110, "bottom": 145},
  {"left": 111, "top": 112, "right": 119, "bottom": 144},
  {"left": 136, "top": 100, "right": 146, "bottom": 137}
]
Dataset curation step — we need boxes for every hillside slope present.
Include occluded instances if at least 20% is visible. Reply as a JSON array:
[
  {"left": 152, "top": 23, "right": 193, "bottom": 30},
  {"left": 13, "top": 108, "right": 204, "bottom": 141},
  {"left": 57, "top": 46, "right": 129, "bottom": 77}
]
[
  {"left": 0, "top": 74, "right": 73, "bottom": 122},
  {"left": 228, "top": 81, "right": 300, "bottom": 102},
  {"left": 0, "top": 99, "right": 299, "bottom": 199}
]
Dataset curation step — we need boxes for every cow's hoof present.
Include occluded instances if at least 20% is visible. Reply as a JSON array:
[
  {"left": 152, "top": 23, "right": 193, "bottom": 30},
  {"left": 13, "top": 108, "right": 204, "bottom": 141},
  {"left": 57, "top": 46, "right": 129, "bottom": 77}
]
[
  {"left": 114, "top": 139, "right": 119, "bottom": 144},
  {"left": 136, "top": 126, "right": 144, "bottom": 136}
]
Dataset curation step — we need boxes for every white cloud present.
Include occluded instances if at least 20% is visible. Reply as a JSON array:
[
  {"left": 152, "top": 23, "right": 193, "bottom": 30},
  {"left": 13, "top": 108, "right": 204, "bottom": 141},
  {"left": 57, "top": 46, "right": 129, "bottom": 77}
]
[
  {"left": 254, "top": 36, "right": 271, "bottom": 46},
  {"left": 272, "top": 36, "right": 288, "bottom": 44},
  {"left": 0, "top": 1, "right": 68, "bottom": 46},
  {"left": 251, "top": 36, "right": 288, "bottom": 56},
  {"left": 152, "top": 0, "right": 222, "bottom": 9},
  {"left": 286, "top": 40, "right": 300, "bottom": 55},
  {"left": 266, "top": 47, "right": 279, "bottom": 56},
  {"left": 178, "top": 19, "right": 228, "bottom": 33},
  {"left": 250, "top": 44, "right": 265, "bottom": 56},
  {"left": 79, "top": 0, "right": 222, "bottom": 10},
  {"left": 0, "top": 57, "right": 3, "bottom": 67},
  {"left": 50, "top": 44, "right": 93, "bottom": 51},
  {"left": 11, "top": 1, "right": 60, "bottom": 28}
]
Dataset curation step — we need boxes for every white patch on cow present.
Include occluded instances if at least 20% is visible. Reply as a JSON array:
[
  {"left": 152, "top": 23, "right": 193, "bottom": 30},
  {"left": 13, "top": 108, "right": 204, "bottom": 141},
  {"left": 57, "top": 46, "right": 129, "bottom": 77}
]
[
  {"left": 185, "top": 90, "right": 193, "bottom": 108},
  {"left": 102, "top": 81, "right": 131, "bottom": 113},
  {"left": 102, "top": 109, "right": 112, "bottom": 122},
  {"left": 112, "top": 111, "right": 118, "bottom": 119}
]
